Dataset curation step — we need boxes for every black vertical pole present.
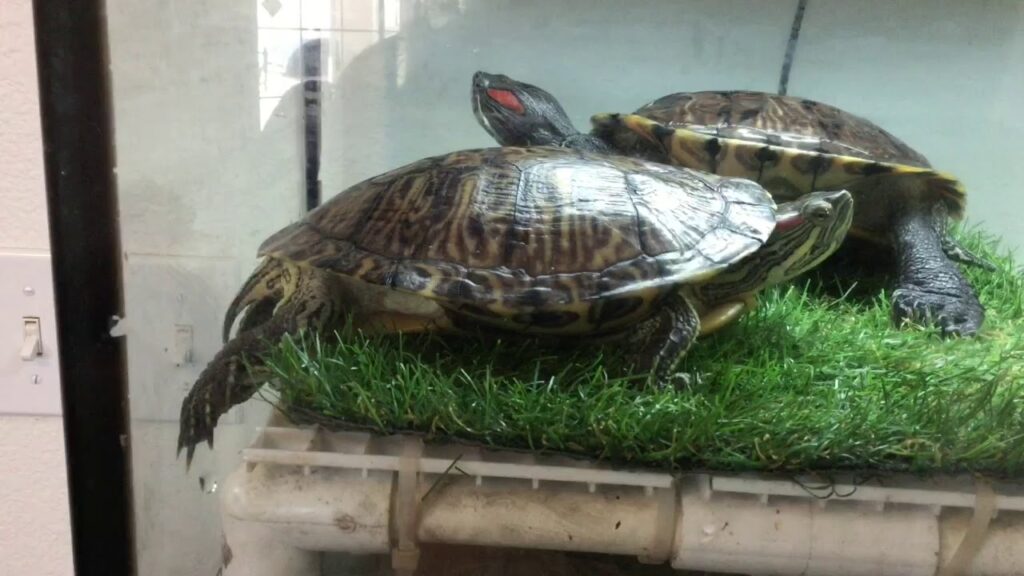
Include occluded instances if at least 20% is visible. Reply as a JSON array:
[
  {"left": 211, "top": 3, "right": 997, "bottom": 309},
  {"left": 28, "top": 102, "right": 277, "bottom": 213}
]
[
  {"left": 778, "top": 0, "right": 809, "bottom": 96},
  {"left": 303, "top": 79, "right": 323, "bottom": 211},
  {"left": 32, "top": 1, "right": 135, "bottom": 575},
  {"left": 302, "top": 39, "right": 323, "bottom": 211}
]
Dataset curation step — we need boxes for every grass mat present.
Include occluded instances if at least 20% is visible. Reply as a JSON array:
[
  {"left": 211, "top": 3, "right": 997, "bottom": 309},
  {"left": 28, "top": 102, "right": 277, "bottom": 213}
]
[{"left": 263, "top": 229, "right": 1024, "bottom": 475}]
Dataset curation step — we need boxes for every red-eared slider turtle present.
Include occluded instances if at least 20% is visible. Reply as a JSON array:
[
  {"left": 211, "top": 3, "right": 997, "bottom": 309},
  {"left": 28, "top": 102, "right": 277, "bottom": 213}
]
[
  {"left": 471, "top": 72, "right": 992, "bottom": 337},
  {"left": 177, "top": 146, "right": 853, "bottom": 465}
]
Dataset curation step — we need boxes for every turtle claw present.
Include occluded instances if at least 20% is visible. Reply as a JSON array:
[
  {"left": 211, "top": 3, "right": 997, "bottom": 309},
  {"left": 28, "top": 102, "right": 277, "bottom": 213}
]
[
  {"left": 183, "top": 445, "right": 196, "bottom": 472},
  {"left": 891, "top": 286, "right": 984, "bottom": 338},
  {"left": 177, "top": 432, "right": 213, "bottom": 472},
  {"left": 177, "top": 401, "right": 215, "bottom": 472}
]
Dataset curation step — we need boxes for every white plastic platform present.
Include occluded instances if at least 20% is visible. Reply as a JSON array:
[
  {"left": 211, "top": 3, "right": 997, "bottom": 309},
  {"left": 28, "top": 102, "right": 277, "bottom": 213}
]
[{"left": 218, "top": 422, "right": 1024, "bottom": 576}]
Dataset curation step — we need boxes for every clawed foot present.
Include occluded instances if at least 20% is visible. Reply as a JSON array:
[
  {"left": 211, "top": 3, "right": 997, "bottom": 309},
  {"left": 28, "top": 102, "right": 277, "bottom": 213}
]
[
  {"left": 891, "top": 286, "right": 984, "bottom": 338},
  {"left": 178, "top": 392, "right": 216, "bottom": 470},
  {"left": 176, "top": 339, "right": 259, "bottom": 470}
]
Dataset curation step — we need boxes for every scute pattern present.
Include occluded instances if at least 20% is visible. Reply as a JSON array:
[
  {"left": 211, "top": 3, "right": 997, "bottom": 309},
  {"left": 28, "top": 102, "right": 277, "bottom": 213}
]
[
  {"left": 634, "top": 90, "right": 930, "bottom": 167},
  {"left": 607, "top": 113, "right": 966, "bottom": 221},
  {"left": 258, "top": 147, "right": 776, "bottom": 325}
]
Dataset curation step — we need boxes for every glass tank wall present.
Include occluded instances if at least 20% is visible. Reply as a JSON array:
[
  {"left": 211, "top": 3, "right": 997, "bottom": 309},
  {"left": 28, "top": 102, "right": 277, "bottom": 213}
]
[{"left": 103, "top": 1, "right": 1024, "bottom": 574}]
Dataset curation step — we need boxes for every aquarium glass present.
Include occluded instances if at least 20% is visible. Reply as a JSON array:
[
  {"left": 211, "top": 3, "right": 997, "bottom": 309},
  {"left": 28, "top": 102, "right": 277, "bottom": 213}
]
[{"left": 104, "top": 1, "right": 1024, "bottom": 573}]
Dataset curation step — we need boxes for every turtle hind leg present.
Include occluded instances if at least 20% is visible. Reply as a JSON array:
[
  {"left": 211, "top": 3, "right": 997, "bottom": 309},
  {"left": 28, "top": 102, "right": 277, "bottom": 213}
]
[
  {"left": 890, "top": 205, "right": 985, "bottom": 338},
  {"left": 222, "top": 258, "right": 287, "bottom": 343},
  {"left": 633, "top": 291, "right": 701, "bottom": 387},
  {"left": 178, "top": 321, "right": 285, "bottom": 467},
  {"left": 179, "top": 265, "right": 343, "bottom": 468}
]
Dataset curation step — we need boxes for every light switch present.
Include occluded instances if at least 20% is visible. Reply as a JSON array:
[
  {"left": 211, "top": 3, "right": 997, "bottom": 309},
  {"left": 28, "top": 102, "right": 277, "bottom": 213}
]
[
  {"left": 1, "top": 252, "right": 62, "bottom": 415},
  {"left": 20, "top": 317, "right": 42, "bottom": 360},
  {"left": 173, "top": 324, "right": 193, "bottom": 366}
]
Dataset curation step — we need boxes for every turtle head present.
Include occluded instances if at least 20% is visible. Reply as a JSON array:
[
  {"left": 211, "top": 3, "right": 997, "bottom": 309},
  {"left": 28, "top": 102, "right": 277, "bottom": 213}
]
[
  {"left": 688, "top": 189, "right": 854, "bottom": 314},
  {"left": 472, "top": 71, "right": 611, "bottom": 153},
  {"left": 764, "top": 190, "right": 855, "bottom": 284}
]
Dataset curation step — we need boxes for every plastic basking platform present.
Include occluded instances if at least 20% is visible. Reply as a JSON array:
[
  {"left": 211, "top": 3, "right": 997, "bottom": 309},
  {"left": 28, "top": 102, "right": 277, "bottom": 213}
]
[{"left": 218, "top": 423, "right": 1024, "bottom": 576}]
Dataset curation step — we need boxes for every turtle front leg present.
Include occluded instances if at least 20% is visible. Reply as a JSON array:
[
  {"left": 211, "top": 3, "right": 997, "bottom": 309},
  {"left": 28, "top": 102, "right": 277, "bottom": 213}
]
[
  {"left": 889, "top": 205, "right": 985, "bottom": 337},
  {"left": 634, "top": 291, "right": 701, "bottom": 387},
  {"left": 222, "top": 258, "right": 287, "bottom": 343},
  {"left": 178, "top": 265, "right": 344, "bottom": 468}
]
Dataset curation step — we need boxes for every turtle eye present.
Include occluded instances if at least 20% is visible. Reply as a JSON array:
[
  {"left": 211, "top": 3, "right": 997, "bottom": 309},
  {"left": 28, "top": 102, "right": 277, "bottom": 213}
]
[
  {"left": 487, "top": 88, "right": 525, "bottom": 115},
  {"left": 805, "top": 201, "right": 833, "bottom": 224}
]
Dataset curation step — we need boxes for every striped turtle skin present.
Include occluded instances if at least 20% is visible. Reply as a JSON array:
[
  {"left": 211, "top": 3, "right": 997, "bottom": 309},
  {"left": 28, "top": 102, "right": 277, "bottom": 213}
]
[
  {"left": 471, "top": 72, "right": 993, "bottom": 339},
  {"left": 177, "top": 146, "right": 854, "bottom": 466}
]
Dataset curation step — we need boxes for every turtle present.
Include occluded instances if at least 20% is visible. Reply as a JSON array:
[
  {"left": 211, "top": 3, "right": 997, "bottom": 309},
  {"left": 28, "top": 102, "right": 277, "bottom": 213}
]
[
  {"left": 470, "top": 71, "right": 993, "bottom": 337},
  {"left": 177, "top": 145, "right": 853, "bottom": 465}
]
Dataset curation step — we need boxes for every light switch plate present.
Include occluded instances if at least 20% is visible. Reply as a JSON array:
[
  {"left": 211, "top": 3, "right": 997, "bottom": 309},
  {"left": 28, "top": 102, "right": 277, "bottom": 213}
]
[{"left": 0, "top": 252, "right": 62, "bottom": 415}]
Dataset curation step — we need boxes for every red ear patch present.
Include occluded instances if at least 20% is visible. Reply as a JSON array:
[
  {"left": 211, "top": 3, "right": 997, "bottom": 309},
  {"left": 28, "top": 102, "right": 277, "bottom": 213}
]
[
  {"left": 487, "top": 88, "right": 525, "bottom": 114},
  {"left": 774, "top": 214, "right": 805, "bottom": 233}
]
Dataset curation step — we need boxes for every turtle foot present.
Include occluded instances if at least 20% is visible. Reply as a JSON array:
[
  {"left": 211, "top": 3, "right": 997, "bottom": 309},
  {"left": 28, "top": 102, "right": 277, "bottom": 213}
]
[
  {"left": 177, "top": 400, "right": 215, "bottom": 471},
  {"left": 176, "top": 325, "right": 279, "bottom": 470},
  {"left": 891, "top": 285, "right": 984, "bottom": 338}
]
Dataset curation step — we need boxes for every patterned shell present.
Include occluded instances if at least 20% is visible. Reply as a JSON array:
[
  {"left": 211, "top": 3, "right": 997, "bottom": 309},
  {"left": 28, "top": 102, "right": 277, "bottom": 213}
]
[
  {"left": 635, "top": 91, "right": 929, "bottom": 166},
  {"left": 591, "top": 91, "right": 966, "bottom": 219},
  {"left": 257, "top": 146, "right": 776, "bottom": 316}
]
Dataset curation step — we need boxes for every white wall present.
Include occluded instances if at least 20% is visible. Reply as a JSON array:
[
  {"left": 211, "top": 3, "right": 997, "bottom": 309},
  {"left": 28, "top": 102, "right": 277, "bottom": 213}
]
[
  {"left": 0, "top": 0, "right": 74, "bottom": 575},
  {"left": 0, "top": 418, "right": 73, "bottom": 576},
  {"left": 792, "top": 0, "right": 1024, "bottom": 252}
]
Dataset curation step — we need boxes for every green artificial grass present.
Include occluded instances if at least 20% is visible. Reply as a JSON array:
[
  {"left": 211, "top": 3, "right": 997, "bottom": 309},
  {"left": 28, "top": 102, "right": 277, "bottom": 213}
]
[{"left": 262, "top": 228, "right": 1024, "bottom": 475}]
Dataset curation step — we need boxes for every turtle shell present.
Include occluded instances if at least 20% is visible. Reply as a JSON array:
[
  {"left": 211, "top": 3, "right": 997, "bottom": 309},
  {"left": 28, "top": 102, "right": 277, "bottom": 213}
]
[
  {"left": 258, "top": 146, "right": 776, "bottom": 331},
  {"left": 591, "top": 91, "right": 966, "bottom": 226},
  {"left": 634, "top": 91, "right": 929, "bottom": 166}
]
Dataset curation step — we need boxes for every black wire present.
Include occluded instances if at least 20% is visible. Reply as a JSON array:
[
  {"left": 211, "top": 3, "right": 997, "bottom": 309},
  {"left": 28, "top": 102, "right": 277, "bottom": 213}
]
[
  {"left": 778, "top": 0, "right": 809, "bottom": 96},
  {"left": 791, "top": 473, "right": 880, "bottom": 500}
]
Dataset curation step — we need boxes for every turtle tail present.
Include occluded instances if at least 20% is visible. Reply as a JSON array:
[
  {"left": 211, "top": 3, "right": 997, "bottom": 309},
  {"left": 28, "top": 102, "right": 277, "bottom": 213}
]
[
  {"left": 939, "top": 232, "right": 997, "bottom": 271},
  {"left": 928, "top": 203, "right": 997, "bottom": 272},
  {"left": 223, "top": 258, "right": 287, "bottom": 343}
]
